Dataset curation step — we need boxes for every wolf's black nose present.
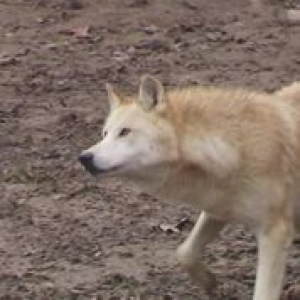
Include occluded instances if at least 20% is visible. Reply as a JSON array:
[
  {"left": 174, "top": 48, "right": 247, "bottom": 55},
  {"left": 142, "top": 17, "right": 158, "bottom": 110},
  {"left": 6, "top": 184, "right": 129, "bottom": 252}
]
[
  {"left": 79, "top": 153, "right": 94, "bottom": 168},
  {"left": 79, "top": 152, "right": 99, "bottom": 175}
]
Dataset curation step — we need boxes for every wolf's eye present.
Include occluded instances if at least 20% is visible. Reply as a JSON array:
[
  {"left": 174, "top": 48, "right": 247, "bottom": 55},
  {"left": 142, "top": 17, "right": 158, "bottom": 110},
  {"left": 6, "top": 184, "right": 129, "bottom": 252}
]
[
  {"left": 118, "top": 128, "right": 131, "bottom": 137},
  {"left": 102, "top": 130, "right": 108, "bottom": 138}
]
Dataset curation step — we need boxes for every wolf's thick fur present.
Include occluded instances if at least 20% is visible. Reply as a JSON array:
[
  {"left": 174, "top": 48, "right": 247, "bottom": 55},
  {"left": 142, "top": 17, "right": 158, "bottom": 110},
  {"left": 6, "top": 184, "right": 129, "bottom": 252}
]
[{"left": 79, "top": 77, "right": 300, "bottom": 300}]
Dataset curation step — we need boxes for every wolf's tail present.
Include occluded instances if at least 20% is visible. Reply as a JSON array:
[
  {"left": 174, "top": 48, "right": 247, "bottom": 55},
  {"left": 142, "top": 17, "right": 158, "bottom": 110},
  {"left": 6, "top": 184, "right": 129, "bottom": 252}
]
[{"left": 275, "top": 82, "right": 300, "bottom": 107}]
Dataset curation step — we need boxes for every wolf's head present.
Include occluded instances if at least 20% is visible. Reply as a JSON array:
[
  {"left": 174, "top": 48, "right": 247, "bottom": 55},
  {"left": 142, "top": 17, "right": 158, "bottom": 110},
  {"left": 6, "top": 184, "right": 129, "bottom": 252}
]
[{"left": 79, "top": 75, "right": 178, "bottom": 176}]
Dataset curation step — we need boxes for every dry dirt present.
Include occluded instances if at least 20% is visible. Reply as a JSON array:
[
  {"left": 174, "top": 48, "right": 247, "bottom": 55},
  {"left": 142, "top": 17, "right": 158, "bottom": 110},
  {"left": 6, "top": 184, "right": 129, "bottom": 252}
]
[{"left": 1, "top": 0, "right": 300, "bottom": 299}]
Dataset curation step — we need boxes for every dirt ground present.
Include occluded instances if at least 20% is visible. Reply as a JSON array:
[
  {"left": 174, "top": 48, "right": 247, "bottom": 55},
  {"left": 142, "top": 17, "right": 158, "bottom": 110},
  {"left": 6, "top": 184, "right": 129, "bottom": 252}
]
[{"left": 1, "top": 0, "right": 300, "bottom": 299}]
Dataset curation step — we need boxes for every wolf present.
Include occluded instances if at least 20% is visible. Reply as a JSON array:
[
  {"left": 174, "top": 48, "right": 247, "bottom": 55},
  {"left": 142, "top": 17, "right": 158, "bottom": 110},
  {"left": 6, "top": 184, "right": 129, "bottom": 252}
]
[{"left": 79, "top": 75, "right": 300, "bottom": 300}]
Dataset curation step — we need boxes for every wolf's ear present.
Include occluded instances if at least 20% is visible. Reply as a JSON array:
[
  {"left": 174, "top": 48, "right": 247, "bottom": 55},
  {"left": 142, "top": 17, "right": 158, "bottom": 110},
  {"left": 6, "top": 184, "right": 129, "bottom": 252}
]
[
  {"left": 138, "top": 75, "right": 165, "bottom": 111},
  {"left": 106, "top": 83, "right": 122, "bottom": 110}
]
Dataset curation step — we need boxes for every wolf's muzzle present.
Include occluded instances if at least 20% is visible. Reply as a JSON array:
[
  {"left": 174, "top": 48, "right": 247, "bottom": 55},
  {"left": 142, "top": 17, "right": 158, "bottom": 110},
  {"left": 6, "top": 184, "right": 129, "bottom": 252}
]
[{"left": 78, "top": 153, "right": 98, "bottom": 175}]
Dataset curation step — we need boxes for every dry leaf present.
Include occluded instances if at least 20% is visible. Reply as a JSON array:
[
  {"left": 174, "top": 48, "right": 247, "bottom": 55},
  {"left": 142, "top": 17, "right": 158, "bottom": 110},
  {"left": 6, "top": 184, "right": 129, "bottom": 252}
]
[
  {"left": 159, "top": 224, "right": 180, "bottom": 233},
  {"left": 59, "top": 26, "right": 91, "bottom": 38}
]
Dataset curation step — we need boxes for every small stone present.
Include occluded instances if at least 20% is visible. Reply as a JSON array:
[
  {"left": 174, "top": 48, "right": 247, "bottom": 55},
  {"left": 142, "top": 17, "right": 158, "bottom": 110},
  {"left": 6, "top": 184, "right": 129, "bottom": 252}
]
[
  {"left": 67, "top": 0, "right": 83, "bottom": 10},
  {"left": 142, "top": 25, "right": 159, "bottom": 34},
  {"left": 286, "top": 9, "right": 300, "bottom": 25},
  {"left": 0, "top": 56, "right": 17, "bottom": 66},
  {"left": 94, "top": 251, "right": 102, "bottom": 257}
]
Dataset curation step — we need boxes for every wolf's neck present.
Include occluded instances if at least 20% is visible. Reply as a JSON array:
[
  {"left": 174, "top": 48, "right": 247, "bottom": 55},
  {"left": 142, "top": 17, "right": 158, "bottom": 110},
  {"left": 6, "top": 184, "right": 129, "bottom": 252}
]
[{"left": 119, "top": 161, "right": 218, "bottom": 208}]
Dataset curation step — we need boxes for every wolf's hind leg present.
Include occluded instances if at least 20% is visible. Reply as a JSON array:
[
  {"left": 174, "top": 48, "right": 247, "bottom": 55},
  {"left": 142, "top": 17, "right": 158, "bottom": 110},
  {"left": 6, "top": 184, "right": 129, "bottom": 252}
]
[{"left": 176, "top": 211, "right": 225, "bottom": 290}]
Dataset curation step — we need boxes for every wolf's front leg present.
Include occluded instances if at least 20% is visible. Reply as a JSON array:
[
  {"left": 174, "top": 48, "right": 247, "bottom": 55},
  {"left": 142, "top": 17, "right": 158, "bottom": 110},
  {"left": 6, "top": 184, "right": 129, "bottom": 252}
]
[
  {"left": 176, "top": 212, "right": 225, "bottom": 290},
  {"left": 253, "top": 218, "right": 294, "bottom": 300}
]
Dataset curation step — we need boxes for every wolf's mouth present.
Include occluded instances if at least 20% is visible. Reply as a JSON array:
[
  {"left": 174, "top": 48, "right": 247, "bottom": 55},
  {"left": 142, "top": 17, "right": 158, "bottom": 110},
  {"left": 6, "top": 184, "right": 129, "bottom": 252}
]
[
  {"left": 85, "top": 164, "right": 125, "bottom": 177},
  {"left": 81, "top": 163, "right": 100, "bottom": 176}
]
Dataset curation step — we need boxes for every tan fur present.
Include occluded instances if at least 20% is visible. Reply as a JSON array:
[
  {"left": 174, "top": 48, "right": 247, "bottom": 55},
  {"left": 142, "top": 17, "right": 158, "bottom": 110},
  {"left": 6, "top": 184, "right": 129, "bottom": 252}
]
[
  {"left": 137, "top": 86, "right": 299, "bottom": 225},
  {"left": 80, "top": 78, "right": 300, "bottom": 300},
  {"left": 160, "top": 85, "right": 299, "bottom": 300}
]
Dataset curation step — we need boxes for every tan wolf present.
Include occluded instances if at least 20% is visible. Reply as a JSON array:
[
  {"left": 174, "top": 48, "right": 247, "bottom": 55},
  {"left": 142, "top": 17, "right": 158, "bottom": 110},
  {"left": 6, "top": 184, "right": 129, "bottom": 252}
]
[{"left": 79, "top": 75, "right": 300, "bottom": 300}]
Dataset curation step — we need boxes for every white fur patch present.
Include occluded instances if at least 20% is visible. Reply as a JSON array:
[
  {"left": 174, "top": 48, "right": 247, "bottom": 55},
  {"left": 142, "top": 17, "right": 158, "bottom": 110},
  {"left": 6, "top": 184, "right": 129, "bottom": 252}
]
[{"left": 185, "top": 135, "right": 239, "bottom": 177}]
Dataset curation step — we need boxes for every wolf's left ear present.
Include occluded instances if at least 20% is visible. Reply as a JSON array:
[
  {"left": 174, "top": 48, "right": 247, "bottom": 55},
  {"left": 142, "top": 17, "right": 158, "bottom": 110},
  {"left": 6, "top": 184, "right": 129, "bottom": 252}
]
[
  {"left": 138, "top": 75, "right": 165, "bottom": 111},
  {"left": 106, "top": 83, "right": 123, "bottom": 110}
]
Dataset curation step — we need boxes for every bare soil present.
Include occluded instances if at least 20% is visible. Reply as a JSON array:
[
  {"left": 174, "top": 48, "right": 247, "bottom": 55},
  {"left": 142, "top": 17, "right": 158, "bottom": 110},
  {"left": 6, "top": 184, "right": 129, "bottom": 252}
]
[{"left": 1, "top": 0, "right": 300, "bottom": 299}]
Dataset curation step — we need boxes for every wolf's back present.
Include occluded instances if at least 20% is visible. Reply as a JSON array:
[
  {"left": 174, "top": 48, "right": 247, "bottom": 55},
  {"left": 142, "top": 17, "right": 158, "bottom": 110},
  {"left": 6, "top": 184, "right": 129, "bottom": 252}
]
[{"left": 275, "top": 82, "right": 300, "bottom": 107}]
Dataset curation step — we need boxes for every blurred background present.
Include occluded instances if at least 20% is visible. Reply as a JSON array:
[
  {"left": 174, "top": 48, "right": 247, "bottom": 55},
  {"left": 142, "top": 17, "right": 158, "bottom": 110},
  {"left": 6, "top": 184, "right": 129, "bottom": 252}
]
[{"left": 0, "top": 0, "right": 300, "bottom": 299}]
